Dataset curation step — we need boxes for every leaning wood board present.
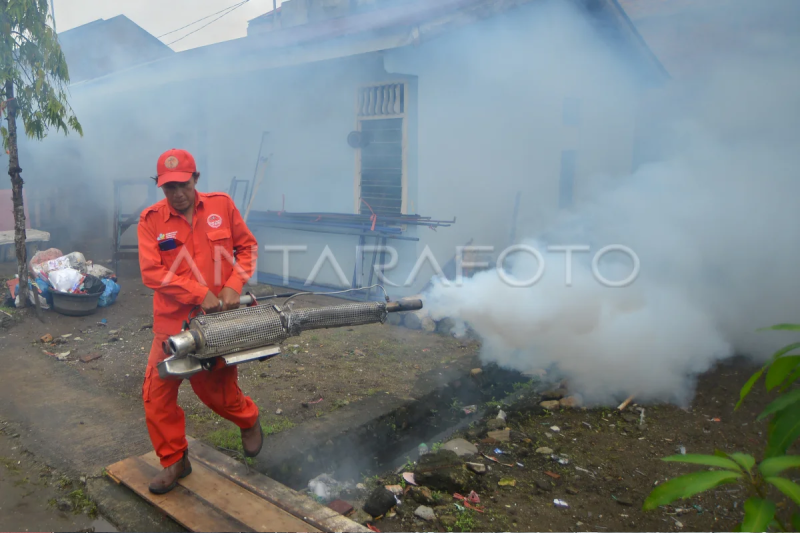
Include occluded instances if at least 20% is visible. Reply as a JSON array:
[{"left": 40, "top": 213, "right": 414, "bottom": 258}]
[{"left": 107, "top": 437, "right": 369, "bottom": 533}]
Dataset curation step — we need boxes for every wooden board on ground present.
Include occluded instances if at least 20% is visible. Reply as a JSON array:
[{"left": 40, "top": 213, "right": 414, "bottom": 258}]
[{"left": 107, "top": 436, "right": 369, "bottom": 533}]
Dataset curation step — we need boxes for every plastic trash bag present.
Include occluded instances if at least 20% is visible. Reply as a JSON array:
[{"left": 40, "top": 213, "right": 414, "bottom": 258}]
[
  {"left": 12, "top": 278, "right": 50, "bottom": 309},
  {"left": 87, "top": 264, "right": 116, "bottom": 280},
  {"left": 49, "top": 268, "right": 83, "bottom": 293},
  {"left": 83, "top": 274, "right": 106, "bottom": 295},
  {"left": 98, "top": 278, "right": 121, "bottom": 307}
]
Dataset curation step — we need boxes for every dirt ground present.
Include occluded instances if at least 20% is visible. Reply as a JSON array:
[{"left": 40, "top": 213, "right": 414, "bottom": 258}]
[
  {"left": 342, "top": 358, "right": 800, "bottom": 533},
  {"left": 0, "top": 427, "right": 117, "bottom": 532},
  {"left": 0, "top": 260, "right": 479, "bottom": 459},
  {"left": 2, "top": 260, "right": 799, "bottom": 532}
]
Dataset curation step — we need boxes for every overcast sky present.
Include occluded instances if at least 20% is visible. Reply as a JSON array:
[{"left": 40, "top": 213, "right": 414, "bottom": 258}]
[{"left": 53, "top": 0, "right": 282, "bottom": 51}]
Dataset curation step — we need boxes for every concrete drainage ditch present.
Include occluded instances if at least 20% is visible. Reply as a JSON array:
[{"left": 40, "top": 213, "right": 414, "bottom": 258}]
[{"left": 250, "top": 363, "right": 550, "bottom": 492}]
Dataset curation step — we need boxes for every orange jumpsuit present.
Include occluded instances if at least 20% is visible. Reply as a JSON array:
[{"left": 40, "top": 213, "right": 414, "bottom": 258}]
[{"left": 137, "top": 191, "right": 260, "bottom": 468}]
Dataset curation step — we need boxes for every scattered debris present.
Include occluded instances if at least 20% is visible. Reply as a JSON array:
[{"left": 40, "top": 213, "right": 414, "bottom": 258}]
[
  {"left": 470, "top": 368, "right": 483, "bottom": 377},
  {"left": 363, "top": 487, "right": 397, "bottom": 518},
  {"left": 544, "top": 471, "right": 561, "bottom": 480},
  {"left": 466, "top": 462, "right": 486, "bottom": 475},
  {"left": 553, "top": 499, "right": 570, "bottom": 509},
  {"left": 275, "top": 408, "right": 283, "bottom": 415},
  {"left": 497, "top": 409, "right": 507, "bottom": 422},
  {"left": 56, "top": 351, "right": 71, "bottom": 361},
  {"left": 462, "top": 405, "right": 477, "bottom": 415},
  {"left": 385, "top": 485, "right": 403, "bottom": 496},
  {"left": 618, "top": 394, "right": 636, "bottom": 411},
  {"left": 535, "top": 447, "right": 554, "bottom": 455},
  {"left": 550, "top": 426, "right": 561, "bottom": 433},
  {"left": 61, "top": 334, "right": 72, "bottom": 339},
  {"left": 40, "top": 334, "right": 53, "bottom": 343},
  {"left": 403, "top": 472, "right": 417, "bottom": 486},
  {"left": 301, "top": 397, "right": 324, "bottom": 408},
  {"left": 327, "top": 500, "right": 354, "bottom": 516},
  {"left": 307, "top": 473, "right": 351, "bottom": 502},
  {"left": 566, "top": 486, "right": 579, "bottom": 495},
  {"left": 498, "top": 478, "right": 516, "bottom": 487},
  {"left": 80, "top": 354, "right": 102, "bottom": 363},
  {"left": 454, "top": 491, "right": 481, "bottom": 504}
]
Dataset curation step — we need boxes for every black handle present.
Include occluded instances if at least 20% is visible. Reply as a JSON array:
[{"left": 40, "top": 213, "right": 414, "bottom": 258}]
[{"left": 386, "top": 299, "right": 423, "bottom": 312}]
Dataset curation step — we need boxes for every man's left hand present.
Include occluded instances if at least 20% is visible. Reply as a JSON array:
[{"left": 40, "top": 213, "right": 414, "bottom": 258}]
[{"left": 218, "top": 287, "right": 240, "bottom": 311}]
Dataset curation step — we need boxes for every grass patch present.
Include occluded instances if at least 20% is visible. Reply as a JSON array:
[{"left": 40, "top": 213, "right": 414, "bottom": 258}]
[
  {"left": 205, "top": 417, "right": 295, "bottom": 454},
  {"left": 454, "top": 509, "right": 477, "bottom": 531},
  {"left": 0, "top": 456, "right": 20, "bottom": 473},
  {"left": 68, "top": 489, "right": 98, "bottom": 518}
]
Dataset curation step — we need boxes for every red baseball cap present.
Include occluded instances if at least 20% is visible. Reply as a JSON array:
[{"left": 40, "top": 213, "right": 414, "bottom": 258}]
[{"left": 156, "top": 148, "right": 196, "bottom": 187}]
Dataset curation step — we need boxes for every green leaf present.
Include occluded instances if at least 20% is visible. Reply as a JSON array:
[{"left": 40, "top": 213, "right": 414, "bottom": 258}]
[
  {"left": 758, "top": 389, "right": 800, "bottom": 421},
  {"left": 766, "top": 407, "right": 800, "bottom": 458},
  {"left": 765, "top": 477, "right": 800, "bottom": 507},
  {"left": 740, "top": 497, "right": 775, "bottom": 533},
  {"left": 729, "top": 453, "right": 756, "bottom": 472},
  {"left": 769, "top": 342, "right": 800, "bottom": 362},
  {"left": 737, "top": 369, "right": 764, "bottom": 410},
  {"left": 759, "top": 456, "right": 800, "bottom": 477},
  {"left": 780, "top": 367, "right": 800, "bottom": 393},
  {"left": 662, "top": 454, "right": 743, "bottom": 471},
  {"left": 643, "top": 470, "right": 742, "bottom": 510},
  {"left": 758, "top": 324, "right": 800, "bottom": 332},
  {"left": 766, "top": 356, "right": 800, "bottom": 391},
  {"left": 791, "top": 513, "right": 800, "bottom": 532}
]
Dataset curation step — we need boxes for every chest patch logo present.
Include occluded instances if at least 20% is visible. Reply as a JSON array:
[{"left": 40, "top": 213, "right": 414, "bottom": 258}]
[
  {"left": 157, "top": 231, "right": 178, "bottom": 241},
  {"left": 207, "top": 214, "right": 223, "bottom": 229}
]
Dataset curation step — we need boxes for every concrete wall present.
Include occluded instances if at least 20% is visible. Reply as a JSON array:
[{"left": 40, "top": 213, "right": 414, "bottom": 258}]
[{"left": 9, "top": 0, "right": 642, "bottom": 297}]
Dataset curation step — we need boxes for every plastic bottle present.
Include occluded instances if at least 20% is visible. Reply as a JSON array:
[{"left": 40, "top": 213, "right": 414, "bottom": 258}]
[{"left": 418, "top": 443, "right": 429, "bottom": 458}]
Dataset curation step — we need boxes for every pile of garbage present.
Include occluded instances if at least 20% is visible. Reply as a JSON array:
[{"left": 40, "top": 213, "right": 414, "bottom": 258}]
[{"left": 6, "top": 248, "right": 120, "bottom": 309}]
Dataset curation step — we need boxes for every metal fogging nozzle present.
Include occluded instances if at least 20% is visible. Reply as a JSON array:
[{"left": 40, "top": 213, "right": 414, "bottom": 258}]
[{"left": 164, "top": 330, "right": 200, "bottom": 358}]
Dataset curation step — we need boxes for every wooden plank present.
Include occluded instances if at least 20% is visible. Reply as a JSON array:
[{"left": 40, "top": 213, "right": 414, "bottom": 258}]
[
  {"left": 139, "top": 451, "right": 319, "bottom": 533},
  {"left": 106, "top": 456, "right": 253, "bottom": 532},
  {"left": 186, "top": 437, "right": 370, "bottom": 533}
]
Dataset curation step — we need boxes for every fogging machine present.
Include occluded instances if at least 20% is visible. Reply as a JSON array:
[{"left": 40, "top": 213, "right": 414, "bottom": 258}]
[{"left": 157, "top": 292, "right": 423, "bottom": 380}]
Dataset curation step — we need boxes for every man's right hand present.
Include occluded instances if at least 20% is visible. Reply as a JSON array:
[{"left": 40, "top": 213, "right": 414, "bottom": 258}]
[{"left": 201, "top": 290, "right": 222, "bottom": 313}]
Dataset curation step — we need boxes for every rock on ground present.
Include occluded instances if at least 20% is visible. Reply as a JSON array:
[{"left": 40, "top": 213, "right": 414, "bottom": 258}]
[
  {"left": 441, "top": 438, "right": 478, "bottom": 457},
  {"left": 410, "top": 486, "right": 435, "bottom": 505},
  {"left": 413, "top": 449, "right": 475, "bottom": 493},
  {"left": 540, "top": 400, "right": 561, "bottom": 410},
  {"left": 414, "top": 505, "right": 436, "bottom": 521}
]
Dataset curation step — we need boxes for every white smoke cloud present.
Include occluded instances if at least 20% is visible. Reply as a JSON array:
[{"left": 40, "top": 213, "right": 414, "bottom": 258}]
[{"left": 424, "top": 0, "right": 800, "bottom": 407}]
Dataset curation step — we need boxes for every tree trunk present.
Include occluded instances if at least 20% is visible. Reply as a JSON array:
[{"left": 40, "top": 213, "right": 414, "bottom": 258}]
[{"left": 5, "top": 80, "right": 29, "bottom": 308}]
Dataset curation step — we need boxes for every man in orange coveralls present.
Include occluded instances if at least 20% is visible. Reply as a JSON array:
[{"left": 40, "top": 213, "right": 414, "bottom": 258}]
[{"left": 137, "top": 148, "right": 262, "bottom": 494}]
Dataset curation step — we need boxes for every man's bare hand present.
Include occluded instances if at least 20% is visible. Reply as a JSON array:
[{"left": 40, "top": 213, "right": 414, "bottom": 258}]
[
  {"left": 201, "top": 290, "right": 222, "bottom": 313},
  {"left": 219, "top": 287, "right": 240, "bottom": 311}
]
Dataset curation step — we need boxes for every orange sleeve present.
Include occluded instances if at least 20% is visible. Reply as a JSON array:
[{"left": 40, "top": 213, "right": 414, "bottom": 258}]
[
  {"left": 137, "top": 211, "right": 210, "bottom": 305},
  {"left": 223, "top": 200, "right": 258, "bottom": 294}
]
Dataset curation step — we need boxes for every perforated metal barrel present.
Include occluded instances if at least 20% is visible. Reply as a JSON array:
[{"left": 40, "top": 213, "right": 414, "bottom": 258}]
[
  {"left": 188, "top": 301, "right": 389, "bottom": 359},
  {"left": 191, "top": 305, "right": 286, "bottom": 358},
  {"left": 284, "top": 302, "right": 388, "bottom": 336}
]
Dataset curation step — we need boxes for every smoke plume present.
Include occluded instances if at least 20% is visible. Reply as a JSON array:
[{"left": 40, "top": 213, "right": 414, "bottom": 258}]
[{"left": 424, "top": 0, "right": 800, "bottom": 407}]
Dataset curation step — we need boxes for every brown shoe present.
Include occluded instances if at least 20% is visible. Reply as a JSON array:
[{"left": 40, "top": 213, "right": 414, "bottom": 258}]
[
  {"left": 148, "top": 450, "right": 192, "bottom": 495},
  {"left": 241, "top": 417, "right": 263, "bottom": 458}
]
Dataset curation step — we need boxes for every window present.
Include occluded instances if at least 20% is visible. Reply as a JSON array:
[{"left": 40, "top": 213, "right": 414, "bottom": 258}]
[
  {"left": 559, "top": 150, "right": 577, "bottom": 209},
  {"left": 355, "top": 82, "right": 407, "bottom": 216}
]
